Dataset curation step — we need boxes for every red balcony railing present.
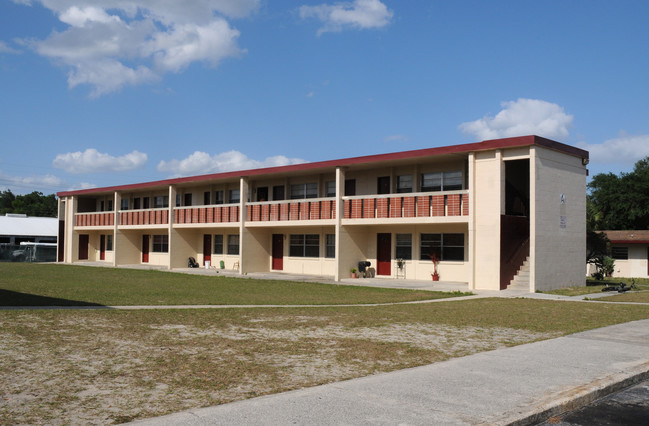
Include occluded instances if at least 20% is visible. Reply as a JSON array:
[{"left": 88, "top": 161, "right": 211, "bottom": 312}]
[
  {"left": 119, "top": 208, "right": 169, "bottom": 225},
  {"left": 174, "top": 204, "right": 240, "bottom": 224},
  {"left": 246, "top": 199, "right": 336, "bottom": 222},
  {"left": 75, "top": 211, "right": 115, "bottom": 227},
  {"left": 343, "top": 191, "right": 469, "bottom": 219}
]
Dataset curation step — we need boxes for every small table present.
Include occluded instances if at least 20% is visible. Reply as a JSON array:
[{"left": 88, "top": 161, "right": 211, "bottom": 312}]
[{"left": 395, "top": 262, "right": 406, "bottom": 279}]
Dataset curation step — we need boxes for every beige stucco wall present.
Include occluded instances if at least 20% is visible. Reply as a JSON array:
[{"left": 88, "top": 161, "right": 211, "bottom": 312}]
[
  {"left": 241, "top": 228, "right": 272, "bottom": 273},
  {"left": 610, "top": 245, "right": 649, "bottom": 278},
  {"left": 170, "top": 228, "right": 199, "bottom": 269},
  {"left": 472, "top": 150, "right": 504, "bottom": 290},
  {"left": 114, "top": 231, "right": 143, "bottom": 265},
  {"left": 530, "top": 146, "right": 587, "bottom": 291}
]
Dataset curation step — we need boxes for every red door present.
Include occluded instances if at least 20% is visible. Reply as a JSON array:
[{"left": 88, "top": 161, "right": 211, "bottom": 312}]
[
  {"left": 99, "top": 235, "right": 106, "bottom": 260},
  {"left": 142, "top": 235, "right": 149, "bottom": 263},
  {"left": 78, "top": 234, "right": 89, "bottom": 260},
  {"left": 203, "top": 234, "right": 212, "bottom": 266},
  {"left": 377, "top": 233, "right": 391, "bottom": 276},
  {"left": 272, "top": 234, "right": 283, "bottom": 270}
]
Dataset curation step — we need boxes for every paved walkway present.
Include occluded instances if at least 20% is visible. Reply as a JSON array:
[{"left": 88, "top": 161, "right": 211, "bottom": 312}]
[{"left": 132, "top": 319, "right": 649, "bottom": 425}]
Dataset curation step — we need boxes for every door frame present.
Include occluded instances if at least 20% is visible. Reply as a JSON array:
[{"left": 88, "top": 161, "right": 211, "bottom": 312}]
[
  {"left": 142, "top": 235, "right": 149, "bottom": 263},
  {"left": 78, "top": 234, "right": 89, "bottom": 260},
  {"left": 203, "top": 234, "right": 212, "bottom": 266},
  {"left": 99, "top": 235, "right": 106, "bottom": 260},
  {"left": 272, "top": 234, "right": 283, "bottom": 271},
  {"left": 377, "top": 233, "right": 391, "bottom": 276}
]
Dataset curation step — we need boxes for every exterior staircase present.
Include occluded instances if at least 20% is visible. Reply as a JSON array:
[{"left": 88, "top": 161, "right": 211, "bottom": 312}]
[{"left": 508, "top": 257, "right": 530, "bottom": 291}]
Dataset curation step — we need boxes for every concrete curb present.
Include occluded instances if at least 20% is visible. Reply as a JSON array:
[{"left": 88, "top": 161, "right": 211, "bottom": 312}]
[{"left": 499, "top": 362, "right": 649, "bottom": 425}]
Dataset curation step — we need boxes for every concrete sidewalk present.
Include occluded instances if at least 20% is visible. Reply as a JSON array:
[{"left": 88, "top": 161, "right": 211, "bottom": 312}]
[{"left": 132, "top": 319, "right": 649, "bottom": 425}]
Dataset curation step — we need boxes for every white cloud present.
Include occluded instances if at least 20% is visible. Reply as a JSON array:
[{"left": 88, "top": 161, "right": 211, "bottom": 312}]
[
  {"left": 18, "top": 1, "right": 259, "bottom": 95},
  {"left": 0, "top": 170, "right": 66, "bottom": 193},
  {"left": 157, "top": 150, "right": 308, "bottom": 177},
  {"left": 0, "top": 41, "right": 21, "bottom": 54},
  {"left": 300, "top": 0, "right": 393, "bottom": 35},
  {"left": 52, "top": 149, "right": 147, "bottom": 174},
  {"left": 577, "top": 134, "right": 649, "bottom": 167},
  {"left": 458, "top": 98, "right": 574, "bottom": 141}
]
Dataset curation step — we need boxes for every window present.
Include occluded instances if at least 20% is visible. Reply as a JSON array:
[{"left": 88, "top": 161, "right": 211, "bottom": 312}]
[
  {"left": 420, "top": 233, "right": 464, "bottom": 261},
  {"left": 213, "top": 234, "right": 223, "bottom": 255},
  {"left": 214, "top": 190, "right": 224, "bottom": 205},
  {"left": 611, "top": 246, "right": 628, "bottom": 260},
  {"left": 289, "top": 234, "right": 320, "bottom": 257},
  {"left": 143, "top": 197, "right": 150, "bottom": 209},
  {"left": 397, "top": 175, "right": 413, "bottom": 193},
  {"left": 133, "top": 198, "right": 141, "bottom": 210},
  {"left": 107, "top": 200, "right": 113, "bottom": 211},
  {"left": 184, "top": 193, "right": 192, "bottom": 206},
  {"left": 120, "top": 199, "right": 129, "bottom": 210},
  {"left": 176, "top": 194, "right": 181, "bottom": 207},
  {"left": 290, "top": 183, "right": 318, "bottom": 199},
  {"left": 154, "top": 196, "right": 169, "bottom": 208},
  {"left": 152, "top": 235, "right": 168, "bottom": 253},
  {"left": 421, "top": 171, "right": 463, "bottom": 192},
  {"left": 229, "top": 189, "right": 240, "bottom": 204},
  {"left": 106, "top": 234, "right": 113, "bottom": 251},
  {"left": 227, "top": 235, "right": 239, "bottom": 255},
  {"left": 326, "top": 181, "right": 336, "bottom": 197},
  {"left": 395, "top": 234, "right": 412, "bottom": 260},
  {"left": 326, "top": 234, "right": 335, "bottom": 258}
]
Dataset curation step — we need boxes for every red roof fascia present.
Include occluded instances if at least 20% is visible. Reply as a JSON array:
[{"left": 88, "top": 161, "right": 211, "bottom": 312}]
[
  {"left": 610, "top": 240, "right": 649, "bottom": 245},
  {"left": 57, "top": 135, "right": 588, "bottom": 197}
]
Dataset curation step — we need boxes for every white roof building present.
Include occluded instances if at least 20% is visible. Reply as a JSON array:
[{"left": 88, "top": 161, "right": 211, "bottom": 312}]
[{"left": 0, "top": 214, "right": 58, "bottom": 243}]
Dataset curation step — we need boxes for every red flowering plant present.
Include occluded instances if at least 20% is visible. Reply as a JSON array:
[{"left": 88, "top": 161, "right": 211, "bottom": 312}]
[{"left": 428, "top": 252, "right": 440, "bottom": 281}]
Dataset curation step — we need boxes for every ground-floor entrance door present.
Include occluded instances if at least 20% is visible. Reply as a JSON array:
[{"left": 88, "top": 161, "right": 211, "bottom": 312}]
[
  {"left": 377, "top": 233, "right": 391, "bottom": 276},
  {"left": 203, "top": 234, "right": 212, "bottom": 266},
  {"left": 99, "top": 235, "right": 106, "bottom": 260},
  {"left": 78, "top": 234, "right": 89, "bottom": 260},
  {"left": 142, "top": 235, "right": 149, "bottom": 263},
  {"left": 272, "top": 234, "right": 283, "bottom": 270}
]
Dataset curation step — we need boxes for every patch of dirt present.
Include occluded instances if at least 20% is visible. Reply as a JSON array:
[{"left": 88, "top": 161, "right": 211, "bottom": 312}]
[{"left": 1, "top": 313, "right": 557, "bottom": 425}]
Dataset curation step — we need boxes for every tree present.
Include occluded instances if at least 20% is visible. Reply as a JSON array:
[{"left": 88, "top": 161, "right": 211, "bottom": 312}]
[
  {"left": 0, "top": 190, "right": 16, "bottom": 215},
  {"left": 588, "top": 157, "right": 649, "bottom": 230},
  {"left": 0, "top": 190, "right": 57, "bottom": 217}
]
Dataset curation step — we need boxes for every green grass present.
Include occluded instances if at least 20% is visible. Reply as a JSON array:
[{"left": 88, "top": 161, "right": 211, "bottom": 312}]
[
  {"left": 0, "top": 263, "right": 464, "bottom": 306},
  {"left": 595, "top": 291, "right": 649, "bottom": 303},
  {"left": 541, "top": 277, "right": 649, "bottom": 297}
]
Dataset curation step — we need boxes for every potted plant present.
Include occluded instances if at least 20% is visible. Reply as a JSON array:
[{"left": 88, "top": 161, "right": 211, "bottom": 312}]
[
  {"left": 428, "top": 252, "right": 440, "bottom": 281},
  {"left": 350, "top": 267, "right": 357, "bottom": 278},
  {"left": 396, "top": 258, "right": 405, "bottom": 270}
]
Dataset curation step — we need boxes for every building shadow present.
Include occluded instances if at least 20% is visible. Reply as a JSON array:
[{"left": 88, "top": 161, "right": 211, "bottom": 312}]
[{"left": 0, "top": 289, "right": 104, "bottom": 307}]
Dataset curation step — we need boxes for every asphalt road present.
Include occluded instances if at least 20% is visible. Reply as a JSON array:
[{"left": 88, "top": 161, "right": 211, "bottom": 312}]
[{"left": 536, "top": 380, "right": 649, "bottom": 425}]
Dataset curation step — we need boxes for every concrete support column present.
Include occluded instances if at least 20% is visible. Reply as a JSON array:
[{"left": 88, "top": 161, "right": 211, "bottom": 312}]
[
  {"left": 112, "top": 191, "right": 119, "bottom": 267},
  {"left": 529, "top": 146, "right": 537, "bottom": 292},
  {"left": 334, "top": 167, "right": 345, "bottom": 282},
  {"left": 239, "top": 177, "right": 249, "bottom": 275},
  {"left": 64, "top": 195, "right": 76, "bottom": 263},
  {"left": 167, "top": 185, "right": 176, "bottom": 270},
  {"left": 468, "top": 152, "right": 476, "bottom": 290}
]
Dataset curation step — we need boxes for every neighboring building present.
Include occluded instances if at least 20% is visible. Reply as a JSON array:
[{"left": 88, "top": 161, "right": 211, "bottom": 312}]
[
  {"left": 0, "top": 213, "right": 58, "bottom": 245},
  {"left": 601, "top": 230, "right": 649, "bottom": 278},
  {"left": 56, "top": 135, "right": 589, "bottom": 292},
  {"left": 0, "top": 213, "right": 58, "bottom": 262}
]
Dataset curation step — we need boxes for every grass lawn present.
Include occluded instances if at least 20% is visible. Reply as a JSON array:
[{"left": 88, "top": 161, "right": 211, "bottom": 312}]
[
  {"left": 2, "top": 299, "right": 649, "bottom": 424},
  {"left": 541, "top": 277, "right": 649, "bottom": 297},
  {"left": 0, "top": 263, "right": 462, "bottom": 306},
  {"left": 595, "top": 291, "right": 649, "bottom": 303}
]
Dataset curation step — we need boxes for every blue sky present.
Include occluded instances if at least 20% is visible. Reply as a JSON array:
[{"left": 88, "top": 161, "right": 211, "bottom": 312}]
[{"left": 1, "top": 0, "right": 648, "bottom": 195}]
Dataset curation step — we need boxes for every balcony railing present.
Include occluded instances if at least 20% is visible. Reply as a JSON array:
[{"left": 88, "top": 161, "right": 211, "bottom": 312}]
[
  {"left": 75, "top": 211, "right": 115, "bottom": 227},
  {"left": 119, "top": 208, "right": 169, "bottom": 226},
  {"left": 343, "top": 191, "right": 469, "bottom": 220},
  {"left": 246, "top": 198, "right": 336, "bottom": 222},
  {"left": 174, "top": 204, "right": 240, "bottom": 224}
]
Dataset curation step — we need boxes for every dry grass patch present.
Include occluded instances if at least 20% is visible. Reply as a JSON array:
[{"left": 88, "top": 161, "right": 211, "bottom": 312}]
[{"left": 2, "top": 299, "right": 649, "bottom": 424}]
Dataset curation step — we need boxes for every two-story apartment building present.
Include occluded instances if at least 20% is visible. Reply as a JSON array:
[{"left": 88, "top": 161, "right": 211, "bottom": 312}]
[{"left": 56, "top": 135, "right": 589, "bottom": 291}]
